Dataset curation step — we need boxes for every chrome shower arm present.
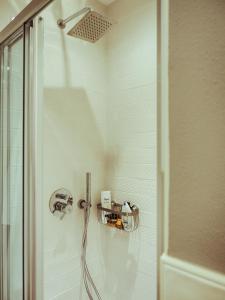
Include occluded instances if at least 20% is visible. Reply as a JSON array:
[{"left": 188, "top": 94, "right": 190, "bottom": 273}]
[{"left": 57, "top": 7, "right": 91, "bottom": 29}]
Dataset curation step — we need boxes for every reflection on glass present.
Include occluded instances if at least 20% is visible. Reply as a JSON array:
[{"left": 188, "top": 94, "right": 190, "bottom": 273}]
[
  {"left": 0, "top": 35, "right": 24, "bottom": 300},
  {"left": 8, "top": 37, "right": 24, "bottom": 300}
]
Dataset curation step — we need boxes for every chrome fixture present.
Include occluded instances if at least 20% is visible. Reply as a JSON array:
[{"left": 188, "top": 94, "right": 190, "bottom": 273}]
[
  {"left": 57, "top": 7, "right": 90, "bottom": 29},
  {"left": 78, "top": 172, "right": 92, "bottom": 210},
  {"left": 49, "top": 188, "right": 73, "bottom": 220},
  {"left": 57, "top": 7, "right": 113, "bottom": 43},
  {"left": 79, "top": 173, "right": 102, "bottom": 300}
]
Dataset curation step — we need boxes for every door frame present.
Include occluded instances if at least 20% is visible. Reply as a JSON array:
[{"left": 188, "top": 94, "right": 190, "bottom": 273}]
[
  {"left": 0, "top": 0, "right": 53, "bottom": 44},
  {"left": 23, "top": 16, "right": 44, "bottom": 300}
]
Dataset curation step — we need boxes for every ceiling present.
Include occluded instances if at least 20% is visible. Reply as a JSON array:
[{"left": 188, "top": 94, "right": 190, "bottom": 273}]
[{"left": 97, "top": 0, "right": 116, "bottom": 5}]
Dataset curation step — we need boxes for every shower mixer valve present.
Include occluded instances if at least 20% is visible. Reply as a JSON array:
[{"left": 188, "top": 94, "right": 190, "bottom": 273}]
[{"left": 49, "top": 188, "right": 73, "bottom": 220}]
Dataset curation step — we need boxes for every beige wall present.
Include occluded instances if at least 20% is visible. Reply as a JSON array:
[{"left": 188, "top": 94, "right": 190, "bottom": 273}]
[{"left": 169, "top": 0, "right": 225, "bottom": 274}]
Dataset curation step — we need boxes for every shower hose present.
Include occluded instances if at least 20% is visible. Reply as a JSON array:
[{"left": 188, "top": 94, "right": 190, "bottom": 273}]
[{"left": 81, "top": 202, "right": 102, "bottom": 300}]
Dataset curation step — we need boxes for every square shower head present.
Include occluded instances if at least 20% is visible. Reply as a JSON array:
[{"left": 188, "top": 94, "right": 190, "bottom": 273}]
[{"left": 67, "top": 11, "right": 113, "bottom": 43}]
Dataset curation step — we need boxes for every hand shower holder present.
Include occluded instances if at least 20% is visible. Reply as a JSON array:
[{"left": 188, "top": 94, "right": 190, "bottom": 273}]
[{"left": 97, "top": 202, "right": 139, "bottom": 232}]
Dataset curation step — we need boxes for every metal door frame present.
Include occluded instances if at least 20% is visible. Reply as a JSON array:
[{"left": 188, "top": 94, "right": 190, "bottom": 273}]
[{"left": 23, "top": 17, "right": 44, "bottom": 300}]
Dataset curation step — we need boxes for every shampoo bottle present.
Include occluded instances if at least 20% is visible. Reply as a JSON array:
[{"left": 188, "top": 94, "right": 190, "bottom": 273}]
[{"left": 121, "top": 201, "right": 134, "bottom": 231}]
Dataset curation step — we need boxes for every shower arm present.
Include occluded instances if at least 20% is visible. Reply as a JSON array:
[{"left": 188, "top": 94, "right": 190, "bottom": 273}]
[{"left": 57, "top": 7, "right": 91, "bottom": 29}]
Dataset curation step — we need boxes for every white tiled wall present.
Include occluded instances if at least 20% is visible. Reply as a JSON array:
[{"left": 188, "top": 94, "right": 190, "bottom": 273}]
[
  {"left": 42, "top": 0, "right": 157, "bottom": 299},
  {"left": 43, "top": 1, "right": 108, "bottom": 299},
  {"left": 105, "top": 0, "right": 157, "bottom": 298}
]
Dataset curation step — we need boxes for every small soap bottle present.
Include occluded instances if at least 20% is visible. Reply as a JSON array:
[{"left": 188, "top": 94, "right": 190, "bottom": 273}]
[{"left": 101, "top": 191, "right": 111, "bottom": 224}]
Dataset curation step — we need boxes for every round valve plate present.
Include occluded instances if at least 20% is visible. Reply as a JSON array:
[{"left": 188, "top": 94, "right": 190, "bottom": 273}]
[{"left": 49, "top": 188, "right": 73, "bottom": 219}]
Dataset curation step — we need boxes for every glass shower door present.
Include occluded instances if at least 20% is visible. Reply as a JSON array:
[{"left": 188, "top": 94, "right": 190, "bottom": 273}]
[{"left": 0, "top": 29, "right": 24, "bottom": 300}]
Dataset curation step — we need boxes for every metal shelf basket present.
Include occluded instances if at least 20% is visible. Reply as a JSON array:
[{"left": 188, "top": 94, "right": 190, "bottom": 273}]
[{"left": 97, "top": 202, "right": 139, "bottom": 232}]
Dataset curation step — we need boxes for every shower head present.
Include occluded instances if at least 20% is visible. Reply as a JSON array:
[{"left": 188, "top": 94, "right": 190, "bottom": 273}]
[
  {"left": 57, "top": 8, "right": 113, "bottom": 43},
  {"left": 68, "top": 11, "right": 113, "bottom": 43}
]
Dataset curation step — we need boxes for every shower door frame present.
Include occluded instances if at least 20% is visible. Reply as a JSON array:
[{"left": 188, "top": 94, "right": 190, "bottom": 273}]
[
  {"left": 0, "top": 16, "right": 44, "bottom": 300},
  {"left": 23, "top": 17, "right": 44, "bottom": 300},
  {"left": 0, "top": 0, "right": 52, "bottom": 44}
]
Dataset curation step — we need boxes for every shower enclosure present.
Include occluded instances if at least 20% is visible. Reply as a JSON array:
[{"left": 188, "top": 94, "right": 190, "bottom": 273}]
[
  {"left": 0, "top": 17, "right": 44, "bottom": 300},
  {"left": 0, "top": 0, "right": 159, "bottom": 299}
]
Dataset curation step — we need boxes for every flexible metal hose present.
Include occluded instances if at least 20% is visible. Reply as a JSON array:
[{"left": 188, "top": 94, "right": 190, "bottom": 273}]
[{"left": 81, "top": 202, "right": 102, "bottom": 300}]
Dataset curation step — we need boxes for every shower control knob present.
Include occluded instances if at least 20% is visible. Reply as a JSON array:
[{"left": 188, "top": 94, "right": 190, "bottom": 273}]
[{"left": 49, "top": 188, "right": 74, "bottom": 220}]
